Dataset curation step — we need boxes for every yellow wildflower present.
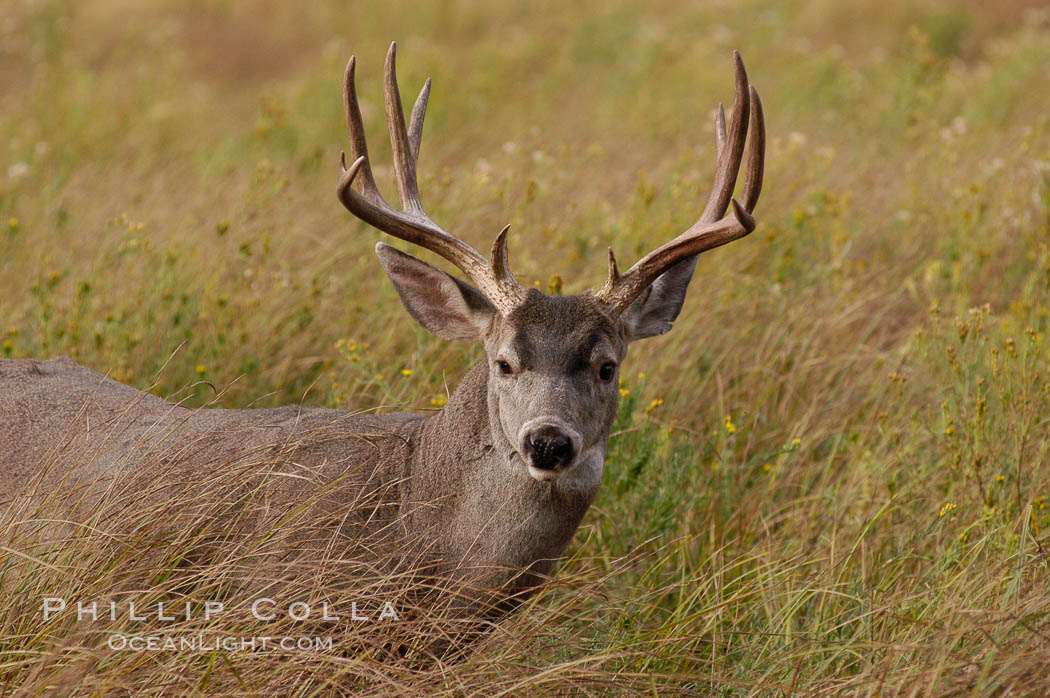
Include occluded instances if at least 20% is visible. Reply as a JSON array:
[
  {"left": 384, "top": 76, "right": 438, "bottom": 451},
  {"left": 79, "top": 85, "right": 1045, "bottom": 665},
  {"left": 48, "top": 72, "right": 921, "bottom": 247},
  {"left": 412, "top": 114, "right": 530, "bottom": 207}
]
[
  {"left": 195, "top": 365, "right": 207, "bottom": 375},
  {"left": 939, "top": 502, "right": 956, "bottom": 517},
  {"left": 724, "top": 415, "right": 736, "bottom": 434},
  {"left": 401, "top": 369, "right": 412, "bottom": 377}
]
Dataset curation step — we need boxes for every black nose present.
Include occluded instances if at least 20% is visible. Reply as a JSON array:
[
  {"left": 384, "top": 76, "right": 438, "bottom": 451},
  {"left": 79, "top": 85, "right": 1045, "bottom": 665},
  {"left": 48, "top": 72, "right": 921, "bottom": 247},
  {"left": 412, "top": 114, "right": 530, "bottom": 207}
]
[{"left": 524, "top": 426, "right": 575, "bottom": 470}]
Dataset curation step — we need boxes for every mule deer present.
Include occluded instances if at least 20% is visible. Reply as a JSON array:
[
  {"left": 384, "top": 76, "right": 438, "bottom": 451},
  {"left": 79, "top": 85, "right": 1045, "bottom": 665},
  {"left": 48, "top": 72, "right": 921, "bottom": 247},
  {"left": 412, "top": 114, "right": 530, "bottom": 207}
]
[{"left": 0, "top": 43, "right": 764, "bottom": 616}]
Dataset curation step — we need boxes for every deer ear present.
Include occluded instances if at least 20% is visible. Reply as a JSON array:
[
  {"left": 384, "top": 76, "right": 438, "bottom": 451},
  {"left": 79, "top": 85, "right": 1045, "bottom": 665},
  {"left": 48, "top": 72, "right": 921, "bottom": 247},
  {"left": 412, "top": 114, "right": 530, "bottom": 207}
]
[
  {"left": 620, "top": 257, "right": 698, "bottom": 341},
  {"left": 375, "top": 242, "right": 496, "bottom": 341}
]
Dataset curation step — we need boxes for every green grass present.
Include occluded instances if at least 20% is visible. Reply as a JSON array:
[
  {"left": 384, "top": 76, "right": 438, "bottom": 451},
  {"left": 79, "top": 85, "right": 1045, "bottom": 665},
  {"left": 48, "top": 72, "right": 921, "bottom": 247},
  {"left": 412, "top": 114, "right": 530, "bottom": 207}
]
[{"left": 3, "top": 0, "right": 1050, "bottom": 693}]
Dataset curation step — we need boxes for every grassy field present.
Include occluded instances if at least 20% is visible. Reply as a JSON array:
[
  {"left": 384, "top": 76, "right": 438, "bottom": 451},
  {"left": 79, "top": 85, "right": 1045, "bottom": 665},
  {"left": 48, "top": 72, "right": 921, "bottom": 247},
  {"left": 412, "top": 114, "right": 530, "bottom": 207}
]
[{"left": 3, "top": 0, "right": 1050, "bottom": 694}]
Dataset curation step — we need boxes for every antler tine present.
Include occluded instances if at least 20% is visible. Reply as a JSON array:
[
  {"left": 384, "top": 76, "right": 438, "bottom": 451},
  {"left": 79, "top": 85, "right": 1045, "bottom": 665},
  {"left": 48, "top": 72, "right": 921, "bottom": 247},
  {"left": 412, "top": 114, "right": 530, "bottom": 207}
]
[
  {"left": 491, "top": 225, "right": 515, "bottom": 286},
  {"left": 741, "top": 86, "right": 765, "bottom": 212},
  {"left": 384, "top": 42, "right": 422, "bottom": 214},
  {"left": 699, "top": 50, "right": 750, "bottom": 224},
  {"left": 343, "top": 56, "right": 380, "bottom": 198},
  {"left": 337, "top": 43, "right": 526, "bottom": 315},
  {"left": 594, "top": 53, "right": 765, "bottom": 316},
  {"left": 408, "top": 78, "right": 431, "bottom": 163}
]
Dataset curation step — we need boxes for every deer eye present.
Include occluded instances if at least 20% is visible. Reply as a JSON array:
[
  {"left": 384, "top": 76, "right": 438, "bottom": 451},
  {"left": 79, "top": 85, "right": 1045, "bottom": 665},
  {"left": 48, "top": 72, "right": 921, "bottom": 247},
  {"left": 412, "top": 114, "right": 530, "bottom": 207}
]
[
  {"left": 598, "top": 362, "right": 616, "bottom": 381},
  {"left": 496, "top": 360, "right": 514, "bottom": 376}
]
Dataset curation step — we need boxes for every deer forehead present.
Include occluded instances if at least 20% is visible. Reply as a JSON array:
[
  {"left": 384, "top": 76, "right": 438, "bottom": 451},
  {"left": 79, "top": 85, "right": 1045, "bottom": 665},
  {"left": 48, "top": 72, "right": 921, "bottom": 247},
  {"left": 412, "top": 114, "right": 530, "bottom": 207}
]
[{"left": 487, "top": 293, "right": 625, "bottom": 364}]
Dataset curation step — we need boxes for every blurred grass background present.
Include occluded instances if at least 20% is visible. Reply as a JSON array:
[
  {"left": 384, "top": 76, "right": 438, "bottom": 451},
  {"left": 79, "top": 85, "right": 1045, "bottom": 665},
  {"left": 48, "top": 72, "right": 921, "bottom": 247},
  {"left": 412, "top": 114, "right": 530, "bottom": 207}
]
[{"left": 2, "top": 0, "right": 1050, "bottom": 693}]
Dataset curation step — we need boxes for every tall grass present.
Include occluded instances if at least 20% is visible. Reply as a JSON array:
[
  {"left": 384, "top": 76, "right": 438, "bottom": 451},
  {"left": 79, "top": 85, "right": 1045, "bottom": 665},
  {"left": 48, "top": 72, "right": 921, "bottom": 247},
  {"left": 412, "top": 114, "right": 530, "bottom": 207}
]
[{"left": 2, "top": 0, "right": 1050, "bottom": 693}]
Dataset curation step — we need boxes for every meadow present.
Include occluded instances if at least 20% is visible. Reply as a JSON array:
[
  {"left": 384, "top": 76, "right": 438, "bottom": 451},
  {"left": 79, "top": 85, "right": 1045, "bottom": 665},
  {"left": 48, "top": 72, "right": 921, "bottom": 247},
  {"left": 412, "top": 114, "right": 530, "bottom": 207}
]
[{"left": 2, "top": 0, "right": 1050, "bottom": 694}]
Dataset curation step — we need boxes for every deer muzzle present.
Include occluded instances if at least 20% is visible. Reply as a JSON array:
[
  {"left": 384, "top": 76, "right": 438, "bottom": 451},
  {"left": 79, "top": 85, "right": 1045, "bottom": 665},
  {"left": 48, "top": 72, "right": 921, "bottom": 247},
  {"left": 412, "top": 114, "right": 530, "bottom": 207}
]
[{"left": 520, "top": 419, "right": 582, "bottom": 475}]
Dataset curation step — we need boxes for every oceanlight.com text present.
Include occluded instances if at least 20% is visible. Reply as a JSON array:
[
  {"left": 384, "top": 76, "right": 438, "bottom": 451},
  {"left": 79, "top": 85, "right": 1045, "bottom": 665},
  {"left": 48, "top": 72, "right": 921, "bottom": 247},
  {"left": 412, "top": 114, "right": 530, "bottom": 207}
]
[{"left": 107, "top": 634, "right": 336, "bottom": 652}]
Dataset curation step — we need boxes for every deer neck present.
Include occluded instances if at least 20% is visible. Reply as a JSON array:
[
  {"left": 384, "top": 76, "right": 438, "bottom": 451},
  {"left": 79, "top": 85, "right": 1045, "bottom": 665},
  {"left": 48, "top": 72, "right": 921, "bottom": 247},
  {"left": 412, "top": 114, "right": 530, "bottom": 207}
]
[{"left": 406, "top": 360, "right": 601, "bottom": 584}]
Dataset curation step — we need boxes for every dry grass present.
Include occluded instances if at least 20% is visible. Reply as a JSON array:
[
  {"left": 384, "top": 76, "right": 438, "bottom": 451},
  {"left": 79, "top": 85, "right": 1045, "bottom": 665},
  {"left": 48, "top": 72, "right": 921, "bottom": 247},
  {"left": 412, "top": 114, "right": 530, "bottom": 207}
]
[{"left": 3, "top": 0, "right": 1050, "bottom": 694}]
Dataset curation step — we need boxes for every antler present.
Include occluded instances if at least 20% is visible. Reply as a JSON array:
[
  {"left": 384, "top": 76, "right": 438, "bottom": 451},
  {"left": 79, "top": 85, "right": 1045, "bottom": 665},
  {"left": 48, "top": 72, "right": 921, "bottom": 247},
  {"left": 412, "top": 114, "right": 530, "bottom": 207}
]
[
  {"left": 337, "top": 42, "right": 526, "bottom": 315},
  {"left": 594, "top": 51, "right": 765, "bottom": 316}
]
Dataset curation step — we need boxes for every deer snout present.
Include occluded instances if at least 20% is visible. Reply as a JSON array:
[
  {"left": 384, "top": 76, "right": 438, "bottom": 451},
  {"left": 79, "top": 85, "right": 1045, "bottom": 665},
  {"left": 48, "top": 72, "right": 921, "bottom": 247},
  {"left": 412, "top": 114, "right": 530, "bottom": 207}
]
[{"left": 521, "top": 422, "right": 580, "bottom": 472}]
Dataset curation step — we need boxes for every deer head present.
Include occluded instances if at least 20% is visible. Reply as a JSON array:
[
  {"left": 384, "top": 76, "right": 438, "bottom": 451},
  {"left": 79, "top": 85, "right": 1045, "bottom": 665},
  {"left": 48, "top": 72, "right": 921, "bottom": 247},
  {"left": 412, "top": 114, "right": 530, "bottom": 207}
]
[{"left": 337, "top": 42, "right": 764, "bottom": 487}]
